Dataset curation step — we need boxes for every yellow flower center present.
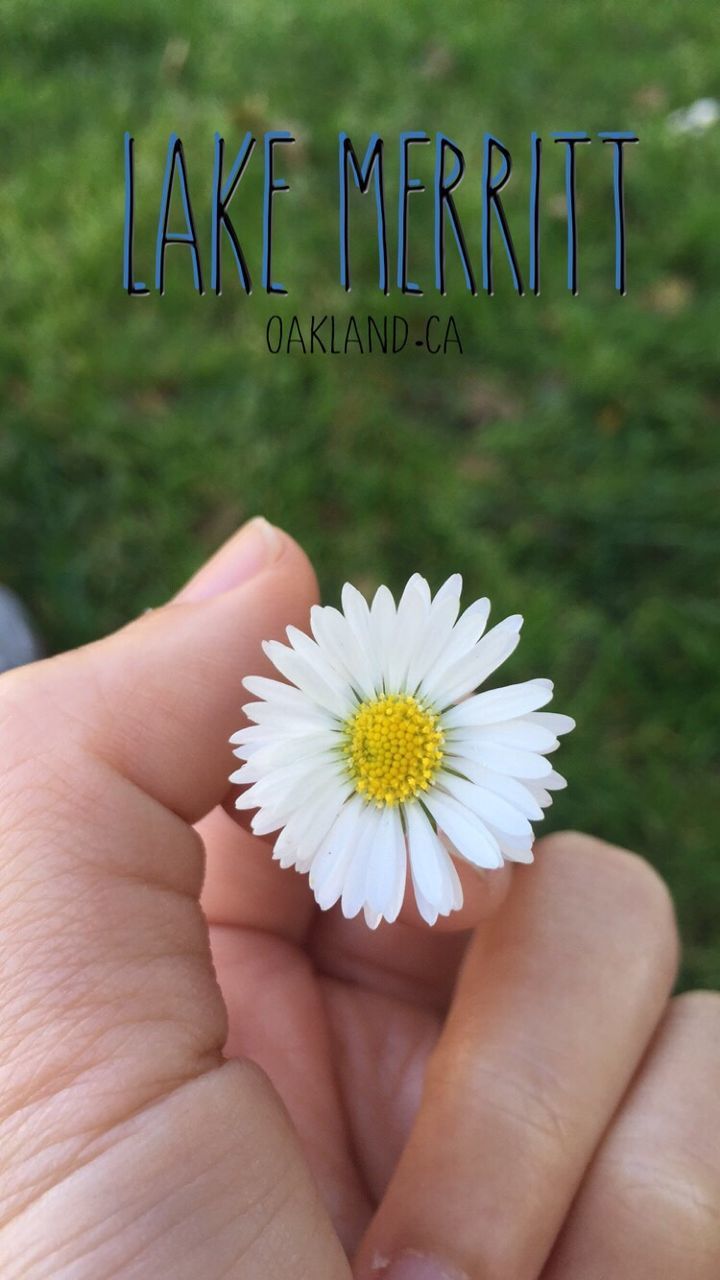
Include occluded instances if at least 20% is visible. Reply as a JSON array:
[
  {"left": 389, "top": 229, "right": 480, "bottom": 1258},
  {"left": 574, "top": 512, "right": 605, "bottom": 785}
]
[{"left": 343, "top": 693, "right": 445, "bottom": 807}]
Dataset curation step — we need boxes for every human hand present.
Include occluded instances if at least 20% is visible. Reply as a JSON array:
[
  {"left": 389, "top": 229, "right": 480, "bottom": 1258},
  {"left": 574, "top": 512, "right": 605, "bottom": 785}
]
[{"left": 0, "top": 520, "right": 717, "bottom": 1279}]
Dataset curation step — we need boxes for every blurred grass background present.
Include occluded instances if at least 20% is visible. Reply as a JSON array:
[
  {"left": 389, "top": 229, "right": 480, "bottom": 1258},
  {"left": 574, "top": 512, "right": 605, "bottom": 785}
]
[{"left": 1, "top": 0, "right": 719, "bottom": 985}]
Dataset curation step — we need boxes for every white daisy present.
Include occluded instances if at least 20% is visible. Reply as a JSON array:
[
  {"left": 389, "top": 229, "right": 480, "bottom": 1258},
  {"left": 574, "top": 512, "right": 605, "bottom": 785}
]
[{"left": 230, "top": 575, "right": 574, "bottom": 929}]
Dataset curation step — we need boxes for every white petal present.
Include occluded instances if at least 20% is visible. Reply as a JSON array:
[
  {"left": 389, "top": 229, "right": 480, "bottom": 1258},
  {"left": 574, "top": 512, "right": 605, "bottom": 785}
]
[
  {"left": 231, "top": 740, "right": 267, "bottom": 760},
  {"left": 230, "top": 720, "right": 326, "bottom": 752},
  {"left": 241, "top": 675, "right": 312, "bottom": 711},
  {"left": 442, "top": 679, "right": 554, "bottom": 729},
  {"left": 249, "top": 807, "right": 284, "bottom": 836},
  {"left": 341, "top": 805, "right": 382, "bottom": 919},
  {"left": 445, "top": 852, "right": 464, "bottom": 910},
  {"left": 529, "top": 712, "right": 576, "bottom": 736},
  {"left": 310, "top": 604, "right": 378, "bottom": 700},
  {"left": 432, "top": 841, "right": 465, "bottom": 913},
  {"left": 492, "top": 831, "right": 535, "bottom": 863},
  {"left": 504, "top": 845, "right": 535, "bottom": 864},
  {"left": 252, "top": 794, "right": 304, "bottom": 834},
  {"left": 365, "top": 805, "right": 406, "bottom": 921},
  {"left": 386, "top": 808, "right": 409, "bottom": 921},
  {"left": 433, "top": 573, "right": 462, "bottom": 605},
  {"left": 285, "top": 625, "right": 359, "bottom": 706},
  {"left": 462, "top": 718, "right": 560, "bottom": 753},
  {"left": 543, "top": 769, "right": 568, "bottom": 791},
  {"left": 526, "top": 786, "right": 553, "bottom": 809},
  {"left": 413, "top": 884, "right": 440, "bottom": 926},
  {"left": 341, "top": 582, "right": 374, "bottom": 648},
  {"left": 484, "top": 808, "right": 537, "bottom": 850},
  {"left": 233, "top": 732, "right": 340, "bottom": 777},
  {"left": 416, "top": 598, "right": 491, "bottom": 703},
  {"left": 364, "top": 906, "right": 383, "bottom": 929},
  {"left": 430, "top": 616, "right": 523, "bottom": 708},
  {"left": 288, "top": 782, "right": 354, "bottom": 868},
  {"left": 342, "top": 584, "right": 388, "bottom": 696},
  {"left": 407, "top": 573, "right": 433, "bottom": 606},
  {"left": 369, "top": 585, "right": 397, "bottom": 677},
  {"left": 230, "top": 724, "right": 270, "bottom": 745},
  {"left": 242, "top": 698, "right": 335, "bottom": 731},
  {"left": 444, "top": 740, "right": 554, "bottom": 780},
  {"left": 233, "top": 780, "right": 274, "bottom": 811},
  {"left": 424, "top": 789, "right": 503, "bottom": 869},
  {"left": 443, "top": 756, "right": 545, "bottom": 820},
  {"left": 233, "top": 754, "right": 343, "bottom": 806},
  {"left": 272, "top": 827, "right": 297, "bottom": 867},
  {"left": 405, "top": 802, "right": 454, "bottom": 911},
  {"left": 230, "top": 761, "right": 264, "bottom": 785},
  {"left": 235, "top": 757, "right": 341, "bottom": 812},
  {"left": 386, "top": 582, "right": 430, "bottom": 690},
  {"left": 262, "top": 640, "right": 352, "bottom": 718},
  {"left": 405, "top": 591, "right": 463, "bottom": 694},
  {"left": 436, "top": 772, "right": 533, "bottom": 838},
  {"left": 523, "top": 770, "right": 567, "bottom": 806},
  {"left": 310, "top": 795, "right": 365, "bottom": 908},
  {"left": 230, "top": 738, "right": 338, "bottom": 779},
  {"left": 292, "top": 787, "right": 353, "bottom": 862}
]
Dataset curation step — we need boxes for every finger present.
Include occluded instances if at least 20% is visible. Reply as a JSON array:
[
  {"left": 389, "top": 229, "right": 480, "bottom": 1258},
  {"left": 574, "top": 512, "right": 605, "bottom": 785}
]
[
  {"left": 176, "top": 524, "right": 321, "bottom": 939},
  {"left": 82, "top": 517, "right": 318, "bottom": 823},
  {"left": 176, "top": 515, "right": 288, "bottom": 604},
  {"left": 542, "top": 990, "right": 720, "bottom": 1280},
  {"left": 0, "top": 523, "right": 350, "bottom": 1277},
  {"left": 0, "top": 518, "right": 317, "bottom": 1104},
  {"left": 354, "top": 832, "right": 679, "bottom": 1280}
]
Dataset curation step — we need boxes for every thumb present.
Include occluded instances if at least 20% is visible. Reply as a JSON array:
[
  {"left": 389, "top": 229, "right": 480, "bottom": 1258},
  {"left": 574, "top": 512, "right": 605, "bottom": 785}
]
[{"left": 0, "top": 520, "right": 349, "bottom": 1279}]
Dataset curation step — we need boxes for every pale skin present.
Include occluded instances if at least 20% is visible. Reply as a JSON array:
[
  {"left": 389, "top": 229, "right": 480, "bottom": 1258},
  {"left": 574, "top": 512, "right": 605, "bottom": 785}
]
[{"left": 0, "top": 519, "right": 718, "bottom": 1280}]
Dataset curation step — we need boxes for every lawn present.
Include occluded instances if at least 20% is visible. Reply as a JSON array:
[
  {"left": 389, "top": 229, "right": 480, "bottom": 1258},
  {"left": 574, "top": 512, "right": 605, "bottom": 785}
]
[{"left": 1, "top": 0, "right": 719, "bottom": 986}]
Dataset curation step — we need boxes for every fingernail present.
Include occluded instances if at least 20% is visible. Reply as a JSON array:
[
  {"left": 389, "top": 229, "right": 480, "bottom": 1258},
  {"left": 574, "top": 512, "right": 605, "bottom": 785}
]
[
  {"left": 178, "top": 517, "right": 284, "bottom": 602},
  {"left": 371, "top": 1251, "right": 469, "bottom": 1280}
]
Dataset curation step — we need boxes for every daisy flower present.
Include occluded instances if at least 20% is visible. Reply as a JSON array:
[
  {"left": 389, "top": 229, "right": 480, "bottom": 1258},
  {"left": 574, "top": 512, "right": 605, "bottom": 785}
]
[{"left": 230, "top": 575, "right": 574, "bottom": 929}]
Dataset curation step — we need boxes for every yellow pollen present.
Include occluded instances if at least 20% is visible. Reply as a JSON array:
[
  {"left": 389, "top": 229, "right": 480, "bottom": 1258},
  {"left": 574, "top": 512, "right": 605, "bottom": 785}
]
[{"left": 343, "top": 693, "right": 444, "bottom": 807}]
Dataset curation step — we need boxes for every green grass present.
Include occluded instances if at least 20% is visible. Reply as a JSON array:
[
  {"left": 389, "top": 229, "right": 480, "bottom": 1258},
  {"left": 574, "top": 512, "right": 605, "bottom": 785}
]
[{"left": 1, "top": 0, "right": 719, "bottom": 986}]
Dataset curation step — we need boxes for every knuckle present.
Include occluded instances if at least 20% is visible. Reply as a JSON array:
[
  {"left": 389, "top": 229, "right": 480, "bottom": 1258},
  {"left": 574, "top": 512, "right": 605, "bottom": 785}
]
[
  {"left": 429, "top": 1042, "right": 576, "bottom": 1160},
  {"left": 481, "top": 1062, "right": 574, "bottom": 1154}
]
